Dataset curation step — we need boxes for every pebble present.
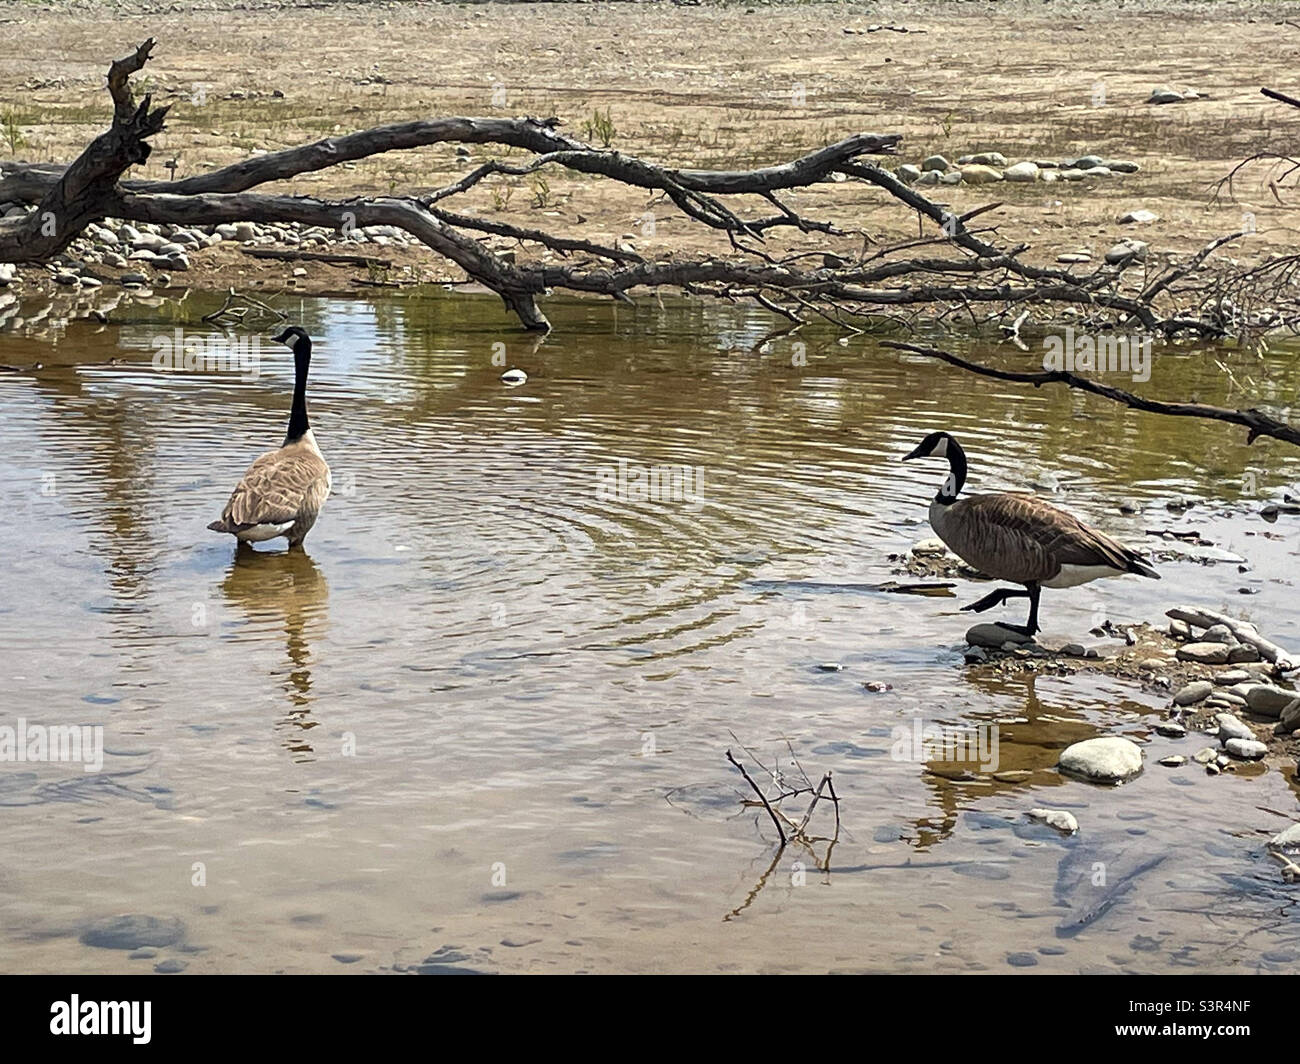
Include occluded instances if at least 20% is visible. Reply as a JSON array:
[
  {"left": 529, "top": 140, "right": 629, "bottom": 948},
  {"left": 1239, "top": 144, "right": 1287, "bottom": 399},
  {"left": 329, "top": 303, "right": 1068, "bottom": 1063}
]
[
  {"left": 1158, "top": 755, "right": 1186, "bottom": 767},
  {"left": 1269, "top": 823, "right": 1300, "bottom": 854},
  {"left": 1224, "top": 738, "right": 1267, "bottom": 761},
  {"left": 1003, "top": 161, "right": 1040, "bottom": 182},
  {"left": 1106, "top": 160, "right": 1141, "bottom": 173},
  {"left": 1277, "top": 698, "right": 1300, "bottom": 733},
  {"left": 0, "top": 263, "right": 14, "bottom": 286},
  {"left": 816, "top": 662, "right": 843, "bottom": 672},
  {"left": 964, "top": 646, "right": 989, "bottom": 664},
  {"left": 1104, "top": 239, "right": 1148, "bottom": 265},
  {"left": 896, "top": 163, "right": 921, "bottom": 184},
  {"left": 154, "top": 959, "right": 188, "bottom": 974},
  {"left": 1192, "top": 746, "right": 1218, "bottom": 764},
  {"left": 1148, "top": 87, "right": 1186, "bottom": 104},
  {"left": 1201, "top": 624, "right": 1237, "bottom": 644},
  {"left": 966, "top": 151, "right": 1008, "bottom": 167},
  {"left": 1058, "top": 736, "right": 1144, "bottom": 783},
  {"left": 1215, "top": 713, "right": 1255, "bottom": 743},
  {"left": 1118, "top": 209, "right": 1159, "bottom": 224},
  {"left": 1172, "top": 680, "right": 1213, "bottom": 706},
  {"left": 1177, "top": 641, "right": 1231, "bottom": 665},
  {"left": 1059, "top": 643, "right": 1087, "bottom": 657},
  {"left": 960, "top": 164, "right": 1003, "bottom": 185},
  {"left": 1028, "top": 807, "right": 1079, "bottom": 834},
  {"left": 1154, "top": 721, "right": 1186, "bottom": 738},
  {"left": 920, "top": 154, "right": 951, "bottom": 172},
  {"left": 1056, "top": 252, "right": 1091, "bottom": 264}
]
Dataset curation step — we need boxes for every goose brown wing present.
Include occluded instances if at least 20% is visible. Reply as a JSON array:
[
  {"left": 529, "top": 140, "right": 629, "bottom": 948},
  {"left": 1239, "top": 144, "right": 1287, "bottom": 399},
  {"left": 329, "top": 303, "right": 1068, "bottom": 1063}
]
[
  {"left": 938, "top": 493, "right": 1132, "bottom": 583},
  {"left": 220, "top": 447, "right": 330, "bottom": 529}
]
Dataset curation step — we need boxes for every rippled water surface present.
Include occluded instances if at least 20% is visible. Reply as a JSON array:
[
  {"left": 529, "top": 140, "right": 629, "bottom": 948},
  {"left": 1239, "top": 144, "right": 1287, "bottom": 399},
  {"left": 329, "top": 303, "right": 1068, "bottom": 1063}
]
[{"left": 2, "top": 289, "right": 1299, "bottom": 973}]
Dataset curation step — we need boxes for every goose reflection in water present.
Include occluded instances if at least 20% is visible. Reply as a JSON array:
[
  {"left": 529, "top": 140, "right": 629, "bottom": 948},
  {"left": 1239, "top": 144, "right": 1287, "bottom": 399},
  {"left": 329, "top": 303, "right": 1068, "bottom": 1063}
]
[{"left": 219, "top": 546, "right": 329, "bottom": 761}]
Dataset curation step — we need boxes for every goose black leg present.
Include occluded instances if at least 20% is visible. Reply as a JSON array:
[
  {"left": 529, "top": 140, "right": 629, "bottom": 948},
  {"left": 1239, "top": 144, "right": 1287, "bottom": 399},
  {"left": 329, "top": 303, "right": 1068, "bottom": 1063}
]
[
  {"left": 961, "top": 582, "right": 1042, "bottom": 636},
  {"left": 960, "top": 587, "right": 1027, "bottom": 614}
]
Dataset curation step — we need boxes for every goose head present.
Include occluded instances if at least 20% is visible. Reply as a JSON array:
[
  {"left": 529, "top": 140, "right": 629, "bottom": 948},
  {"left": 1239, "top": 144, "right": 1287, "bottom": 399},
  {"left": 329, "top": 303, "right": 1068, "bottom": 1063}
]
[
  {"left": 272, "top": 325, "right": 311, "bottom": 349},
  {"left": 902, "top": 430, "right": 955, "bottom": 461}
]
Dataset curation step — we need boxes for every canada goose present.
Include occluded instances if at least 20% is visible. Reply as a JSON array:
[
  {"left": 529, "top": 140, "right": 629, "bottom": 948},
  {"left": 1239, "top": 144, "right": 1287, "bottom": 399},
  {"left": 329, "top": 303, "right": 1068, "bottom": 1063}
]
[
  {"left": 903, "top": 431, "right": 1159, "bottom": 635},
  {"left": 208, "top": 326, "right": 331, "bottom": 549}
]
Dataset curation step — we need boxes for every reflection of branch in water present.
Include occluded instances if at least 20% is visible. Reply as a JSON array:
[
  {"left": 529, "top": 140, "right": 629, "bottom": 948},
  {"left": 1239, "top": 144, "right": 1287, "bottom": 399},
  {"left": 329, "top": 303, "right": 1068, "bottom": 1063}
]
[
  {"left": 723, "top": 741, "right": 841, "bottom": 920},
  {"left": 219, "top": 546, "right": 329, "bottom": 761}
]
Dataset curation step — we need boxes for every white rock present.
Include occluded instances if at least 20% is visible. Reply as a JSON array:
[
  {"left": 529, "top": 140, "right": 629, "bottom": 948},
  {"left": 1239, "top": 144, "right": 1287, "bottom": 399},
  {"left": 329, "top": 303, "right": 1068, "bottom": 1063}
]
[
  {"left": 1028, "top": 808, "right": 1079, "bottom": 834},
  {"left": 1058, "top": 736, "right": 1144, "bottom": 783},
  {"left": 1224, "top": 737, "right": 1267, "bottom": 761},
  {"left": 1003, "top": 161, "right": 1039, "bottom": 182},
  {"left": 1173, "top": 680, "right": 1213, "bottom": 706},
  {"left": 1215, "top": 712, "right": 1254, "bottom": 743},
  {"left": 1177, "top": 641, "right": 1230, "bottom": 664},
  {"left": 1118, "top": 209, "right": 1159, "bottom": 225}
]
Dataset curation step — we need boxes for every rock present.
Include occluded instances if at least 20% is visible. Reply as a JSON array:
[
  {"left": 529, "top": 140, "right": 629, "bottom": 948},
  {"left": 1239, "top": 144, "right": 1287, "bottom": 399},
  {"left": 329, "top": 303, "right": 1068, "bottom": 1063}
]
[
  {"left": 1118, "top": 209, "right": 1159, "bottom": 224},
  {"left": 1242, "top": 684, "right": 1296, "bottom": 716},
  {"left": 1192, "top": 746, "right": 1218, "bottom": 764},
  {"left": 967, "top": 623, "right": 1033, "bottom": 648},
  {"left": 1228, "top": 643, "right": 1261, "bottom": 663},
  {"left": 910, "top": 537, "right": 949, "bottom": 557},
  {"left": 1173, "top": 680, "right": 1213, "bottom": 706},
  {"left": 214, "top": 223, "right": 238, "bottom": 239},
  {"left": 915, "top": 170, "right": 940, "bottom": 186},
  {"left": 1071, "top": 155, "right": 1104, "bottom": 169},
  {"left": 967, "top": 151, "right": 1008, "bottom": 167},
  {"left": 1056, "top": 252, "right": 1091, "bottom": 264},
  {"left": 816, "top": 662, "right": 843, "bottom": 672},
  {"left": 54, "top": 272, "right": 79, "bottom": 286},
  {"left": 292, "top": 267, "right": 308, "bottom": 278},
  {"left": 128, "top": 249, "right": 158, "bottom": 261},
  {"left": 1216, "top": 713, "right": 1255, "bottom": 743},
  {"left": 1148, "top": 87, "right": 1185, "bottom": 104},
  {"left": 1058, "top": 168, "right": 1087, "bottom": 182},
  {"left": 1277, "top": 698, "right": 1300, "bottom": 733},
  {"left": 80, "top": 276, "right": 102, "bottom": 289},
  {"left": 1155, "top": 721, "right": 1186, "bottom": 738},
  {"left": 1039, "top": 170, "right": 1059, "bottom": 184},
  {"left": 1158, "top": 755, "right": 1186, "bottom": 767},
  {"left": 103, "top": 252, "right": 128, "bottom": 269},
  {"left": 0, "top": 263, "right": 14, "bottom": 286},
  {"left": 938, "top": 171, "right": 963, "bottom": 185},
  {"left": 896, "top": 163, "right": 922, "bottom": 184},
  {"left": 234, "top": 222, "right": 257, "bottom": 241},
  {"left": 1058, "top": 736, "right": 1144, "bottom": 783},
  {"left": 1201, "top": 623, "right": 1237, "bottom": 644},
  {"left": 157, "top": 242, "right": 187, "bottom": 256},
  {"left": 1081, "top": 165, "right": 1113, "bottom": 178},
  {"left": 119, "top": 271, "right": 148, "bottom": 286},
  {"left": 80, "top": 915, "right": 185, "bottom": 950},
  {"left": 920, "top": 154, "right": 951, "bottom": 172},
  {"left": 1224, "top": 738, "right": 1267, "bottom": 761},
  {"left": 1269, "top": 823, "right": 1300, "bottom": 854},
  {"left": 1216, "top": 669, "right": 1251, "bottom": 685},
  {"left": 1002, "top": 161, "right": 1039, "bottom": 182},
  {"left": 1028, "top": 808, "right": 1079, "bottom": 834},
  {"left": 161, "top": 254, "right": 190, "bottom": 271},
  {"left": 1104, "top": 239, "right": 1148, "bottom": 265},
  {"left": 154, "top": 959, "right": 188, "bottom": 974},
  {"left": 964, "top": 646, "right": 989, "bottom": 664},
  {"left": 1177, "top": 641, "right": 1231, "bottom": 665},
  {"left": 1059, "top": 643, "right": 1087, "bottom": 657},
  {"left": 1105, "top": 160, "right": 1141, "bottom": 173},
  {"left": 131, "top": 232, "right": 168, "bottom": 251}
]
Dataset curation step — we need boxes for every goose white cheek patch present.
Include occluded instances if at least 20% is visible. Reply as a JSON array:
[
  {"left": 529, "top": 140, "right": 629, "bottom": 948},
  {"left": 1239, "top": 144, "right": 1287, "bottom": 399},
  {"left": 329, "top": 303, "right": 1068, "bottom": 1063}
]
[{"left": 931, "top": 436, "right": 949, "bottom": 457}]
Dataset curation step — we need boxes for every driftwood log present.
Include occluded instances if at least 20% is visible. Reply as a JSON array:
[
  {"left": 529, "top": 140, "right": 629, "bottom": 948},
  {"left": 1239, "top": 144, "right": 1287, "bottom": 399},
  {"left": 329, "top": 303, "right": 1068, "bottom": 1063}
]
[{"left": 0, "top": 37, "right": 1264, "bottom": 339}]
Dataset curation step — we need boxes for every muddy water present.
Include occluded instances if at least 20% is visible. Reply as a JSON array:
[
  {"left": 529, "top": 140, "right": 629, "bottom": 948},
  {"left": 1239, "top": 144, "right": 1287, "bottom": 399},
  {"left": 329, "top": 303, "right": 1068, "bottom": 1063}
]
[{"left": 1, "top": 289, "right": 1298, "bottom": 974}]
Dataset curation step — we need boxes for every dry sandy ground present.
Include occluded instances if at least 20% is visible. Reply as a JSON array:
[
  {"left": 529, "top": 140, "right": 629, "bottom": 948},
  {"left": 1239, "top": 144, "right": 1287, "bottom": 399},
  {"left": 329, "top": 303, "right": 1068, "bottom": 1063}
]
[{"left": 4, "top": 0, "right": 1300, "bottom": 291}]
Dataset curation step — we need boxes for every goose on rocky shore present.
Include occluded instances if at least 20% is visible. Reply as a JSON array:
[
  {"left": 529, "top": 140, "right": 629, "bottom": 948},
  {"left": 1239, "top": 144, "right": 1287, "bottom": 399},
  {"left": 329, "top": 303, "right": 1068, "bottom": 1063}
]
[
  {"left": 208, "top": 326, "right": 331, "bottom": 549},
  {"left": 903, "top": 431, "right": 1159, "bottom": 635}
]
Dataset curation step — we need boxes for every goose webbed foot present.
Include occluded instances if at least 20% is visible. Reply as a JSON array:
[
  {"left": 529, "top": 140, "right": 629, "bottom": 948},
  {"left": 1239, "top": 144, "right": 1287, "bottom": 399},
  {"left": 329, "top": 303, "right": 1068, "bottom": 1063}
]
[{"left": 960, "top": 587, "right": 1026, "bottom": 614}]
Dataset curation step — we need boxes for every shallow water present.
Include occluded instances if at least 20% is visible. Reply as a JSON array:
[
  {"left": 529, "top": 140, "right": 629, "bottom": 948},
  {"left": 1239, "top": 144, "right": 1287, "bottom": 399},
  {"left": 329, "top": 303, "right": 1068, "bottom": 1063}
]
[{"left": 1, "top": 288, "right": 1299, "bottom": 973}]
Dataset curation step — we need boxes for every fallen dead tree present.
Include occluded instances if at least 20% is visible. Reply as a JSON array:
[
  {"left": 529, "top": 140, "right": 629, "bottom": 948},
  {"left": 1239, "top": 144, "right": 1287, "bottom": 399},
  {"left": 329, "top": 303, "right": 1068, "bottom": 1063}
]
[{"left": 0, "top": 38, "right": 1254, "bottom": 338}]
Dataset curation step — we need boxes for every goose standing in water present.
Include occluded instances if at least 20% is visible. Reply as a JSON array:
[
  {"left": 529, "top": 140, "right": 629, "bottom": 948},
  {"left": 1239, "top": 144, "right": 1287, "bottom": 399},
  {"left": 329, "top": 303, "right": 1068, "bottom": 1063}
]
[
  {"left": 903, "top": 431, "right": 1158, "bottom": 635},
  {"left": 209, "top": 326, "right": 331, "bottom": 549}
]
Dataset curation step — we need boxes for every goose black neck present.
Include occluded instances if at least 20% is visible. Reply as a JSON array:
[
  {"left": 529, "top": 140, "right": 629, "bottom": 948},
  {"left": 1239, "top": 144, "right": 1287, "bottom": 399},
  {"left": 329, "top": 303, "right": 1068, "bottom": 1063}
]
[
  {"left": 936, "top": 437, "right": 967, "bottom": 504},
  {"left": 285, "top": 336, "right": 311, "bottom": 443}
]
